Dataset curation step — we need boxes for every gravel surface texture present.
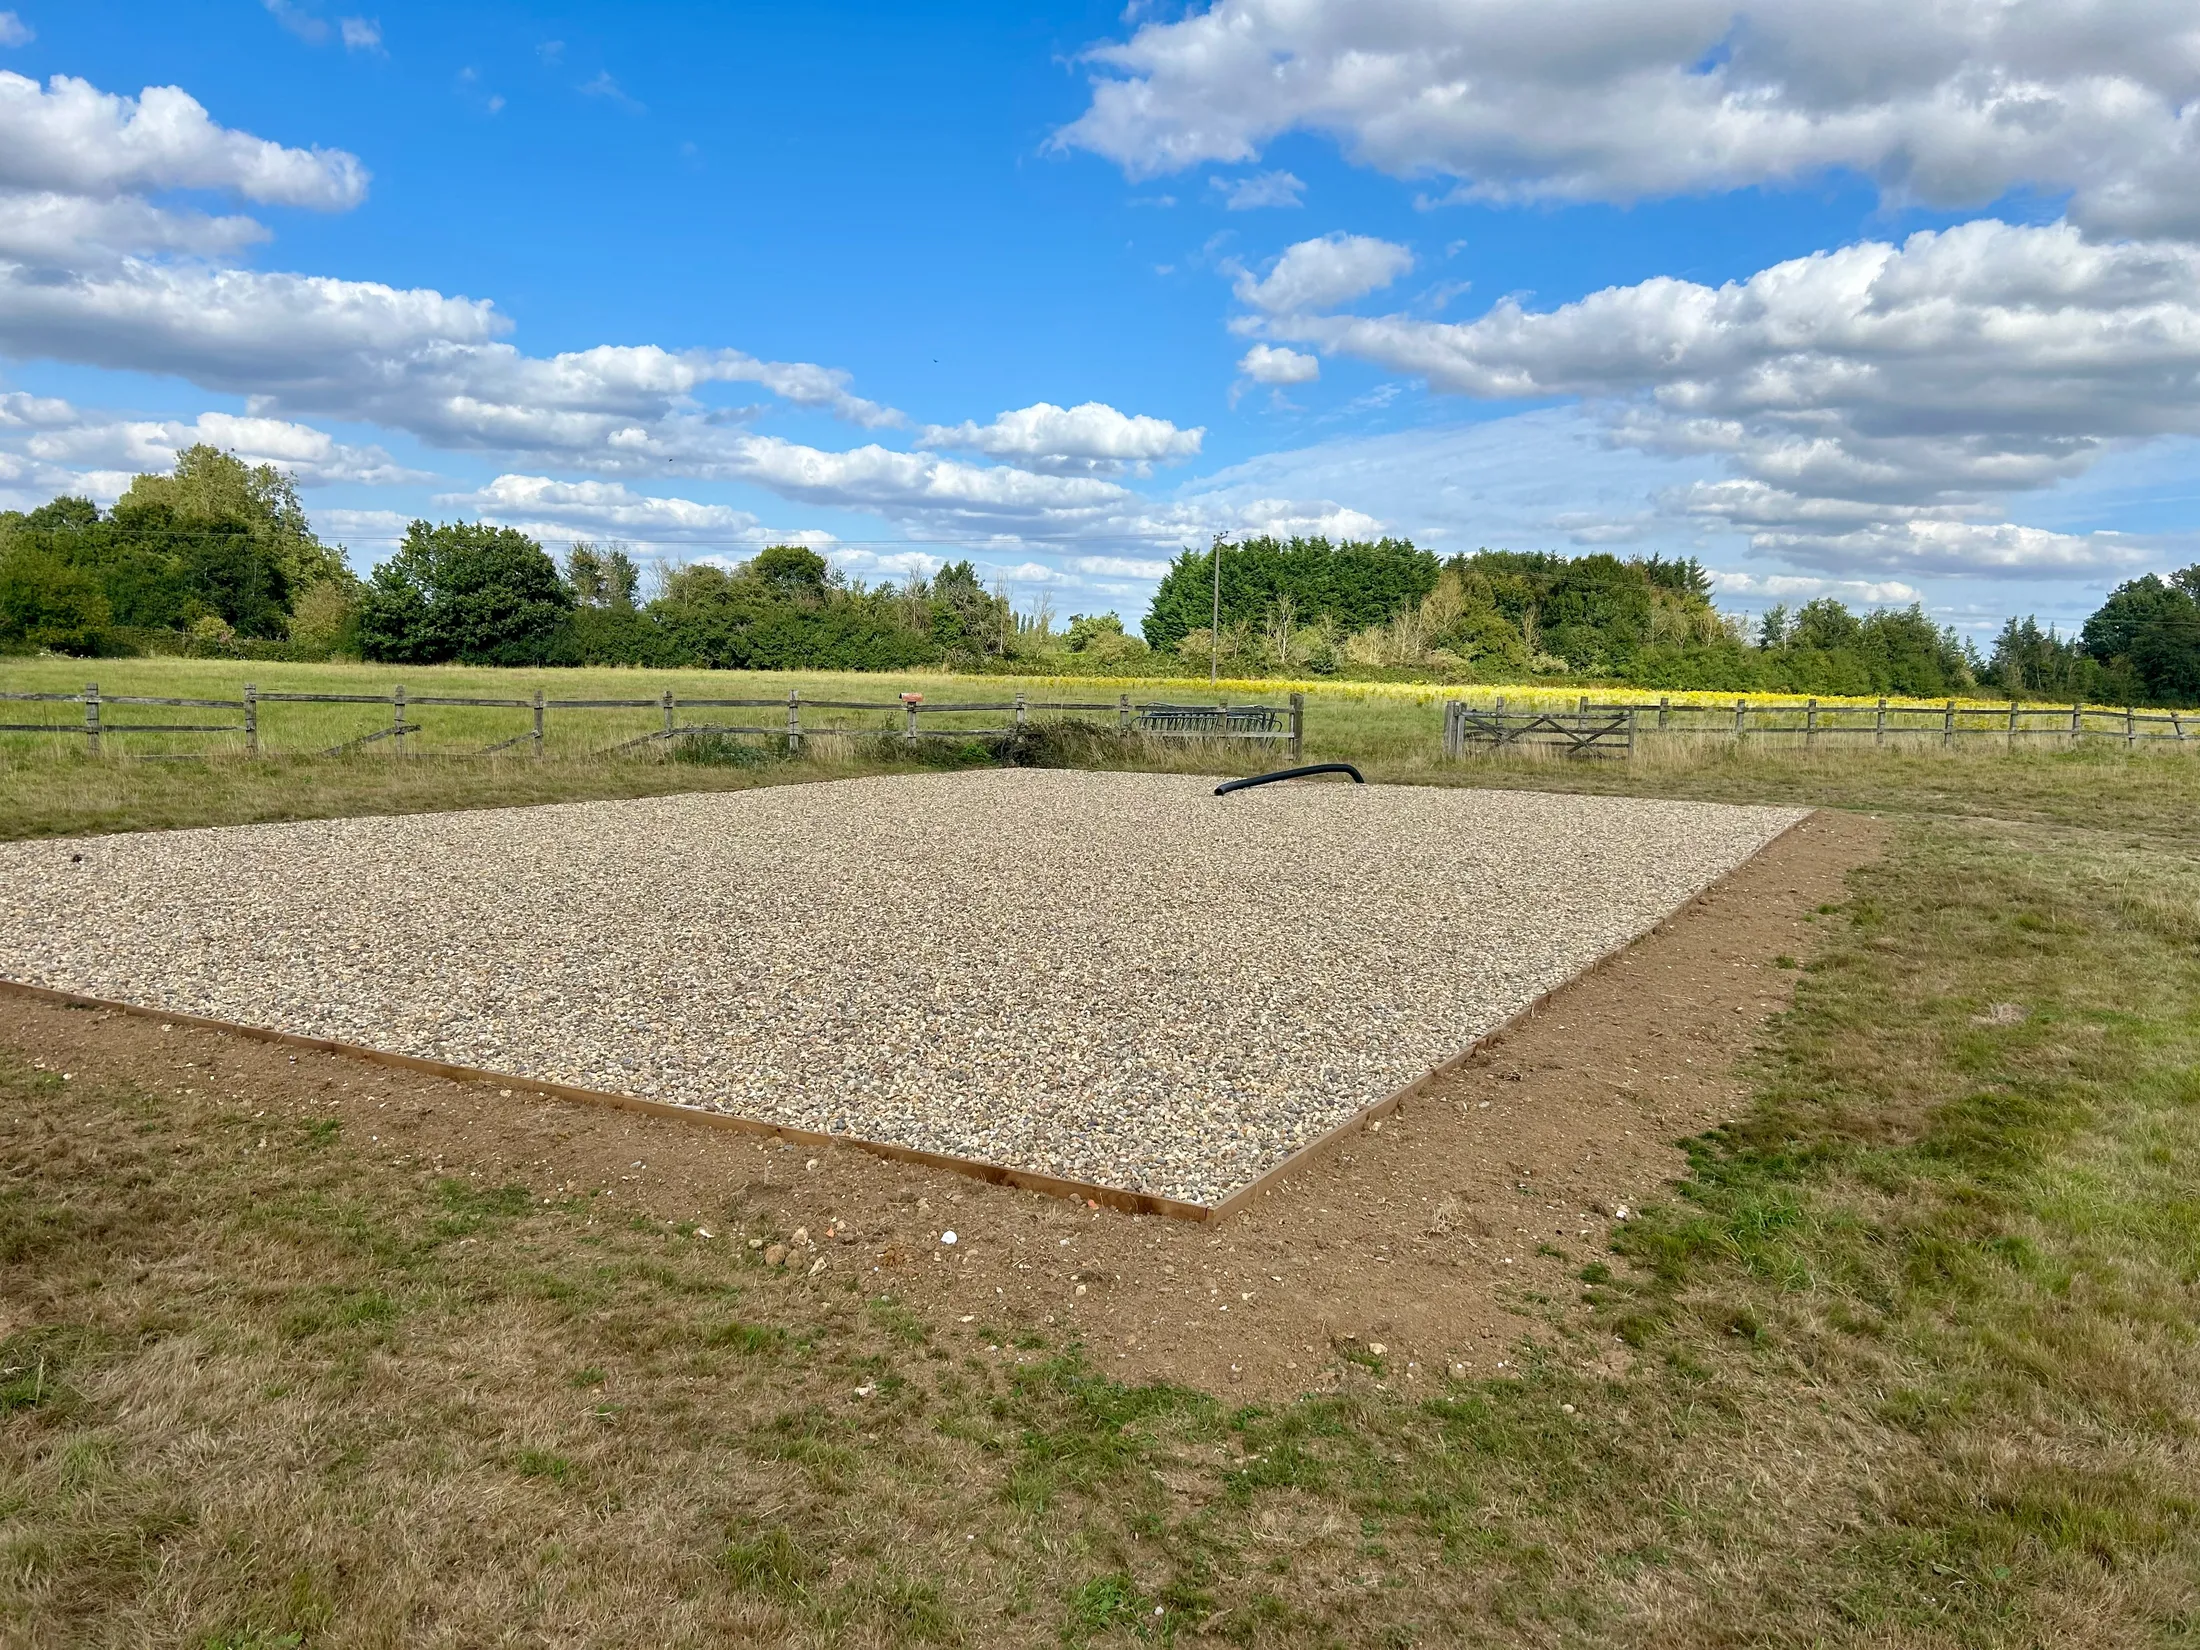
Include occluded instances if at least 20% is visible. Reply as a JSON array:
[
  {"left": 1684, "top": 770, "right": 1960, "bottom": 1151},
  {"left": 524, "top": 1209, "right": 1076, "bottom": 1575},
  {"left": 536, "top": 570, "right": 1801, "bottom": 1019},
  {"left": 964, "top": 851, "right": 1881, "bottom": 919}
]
[{"left": 0, "top": 770, "right": 1805, "bottom": 1204}]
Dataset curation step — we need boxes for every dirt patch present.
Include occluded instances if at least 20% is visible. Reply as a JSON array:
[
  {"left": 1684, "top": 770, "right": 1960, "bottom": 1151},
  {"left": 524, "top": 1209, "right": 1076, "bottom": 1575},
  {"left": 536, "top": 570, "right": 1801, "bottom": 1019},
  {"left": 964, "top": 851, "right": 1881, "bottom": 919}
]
[{"left": 0, "top": 807, "right": 1883, "bottom": 1400}]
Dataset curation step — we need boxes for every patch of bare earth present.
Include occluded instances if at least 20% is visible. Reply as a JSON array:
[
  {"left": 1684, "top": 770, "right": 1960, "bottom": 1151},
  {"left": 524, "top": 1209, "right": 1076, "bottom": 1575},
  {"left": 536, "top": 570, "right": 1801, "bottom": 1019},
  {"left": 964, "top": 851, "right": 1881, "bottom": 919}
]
[{"left": 0, "top": 808, "right": 1884, "bottom": 1399}]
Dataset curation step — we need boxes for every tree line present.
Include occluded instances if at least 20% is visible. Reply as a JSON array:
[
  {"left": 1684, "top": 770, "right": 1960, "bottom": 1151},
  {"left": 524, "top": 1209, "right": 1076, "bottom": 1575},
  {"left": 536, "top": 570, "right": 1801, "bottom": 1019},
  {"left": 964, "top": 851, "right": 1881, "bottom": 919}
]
[{"left": 3, "top": 447, "right": 2196, "bottom": 703}]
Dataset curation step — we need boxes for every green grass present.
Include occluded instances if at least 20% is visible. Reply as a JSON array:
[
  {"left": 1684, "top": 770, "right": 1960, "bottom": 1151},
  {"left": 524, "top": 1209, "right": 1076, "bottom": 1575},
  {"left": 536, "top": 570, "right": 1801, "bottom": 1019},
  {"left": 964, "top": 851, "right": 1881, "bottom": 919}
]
[{"left": 5, "top": 746, "right": 2200, "bottom": 1642}]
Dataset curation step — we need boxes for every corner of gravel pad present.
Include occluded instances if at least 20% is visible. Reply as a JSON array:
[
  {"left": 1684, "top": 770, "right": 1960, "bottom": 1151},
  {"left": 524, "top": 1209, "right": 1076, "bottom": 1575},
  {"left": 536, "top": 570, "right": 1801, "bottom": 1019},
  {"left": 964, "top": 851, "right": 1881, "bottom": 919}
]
[{"left": 0, "top": 770, "right": 1811, "bottom": 1209}]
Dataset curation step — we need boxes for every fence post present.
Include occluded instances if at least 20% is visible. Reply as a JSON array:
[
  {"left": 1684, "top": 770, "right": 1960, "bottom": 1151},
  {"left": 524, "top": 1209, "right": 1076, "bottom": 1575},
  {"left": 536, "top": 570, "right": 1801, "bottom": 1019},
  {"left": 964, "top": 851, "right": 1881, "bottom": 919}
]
[
  {"left": 1627, "top": 705, "right": 1639, "bottom": 758},
  {"left": 1943, "top": 699, "right": 1955, "bottom": 749},
  {"left": 2008, "top": 701, "right": 2018, "bottom": 750},
  {"left": 1117, "top": 692, "right": 1130, "bottom": 732},
  {"left": 2071, "top": 702, "right": 2082, "bottom": 743},
  {"left": 1014, "top": 690, "right": 1026, "bottom": 731},
  {"left": 533, "top": 687, "right": 545, "bottom": 757},
  {"left": 1805, "top": 698, "right": 1817, "bottom": 749},
  {"left": 393, "top": 684, "right": 405, "bottom": 755},
  {"left": 83, "top": 681, "right": 99, "bottom": 757},
  {"left": 661, "top": 689, "right": 675, "bottom": 741},
  {"left": 1658, "top": 695, "right": 1670, "bottom": 732},
  {"left": 2127, "top": 706, "right": 2137, "bottom": 749},
  {"left": 244, "top": 681, "right": 258, "bottom": 756},
  {"left": 2173, "top": 710, "right": 2187, "bottom": 743},
  {"left": 787, "top": 688, "right": 802, "bottom": 754},
  {"left": 1289, "top": 691, "right": 1304, "bottom": 761},
  {"left": 1734, "top": 698, "right": 1745, "bottom": 740},
  {"left": 904, "top": 697, "right": 919, "bottom": 742},
  {"left": 1875, "top": 696, "right": 1886, "bottom": 746}
]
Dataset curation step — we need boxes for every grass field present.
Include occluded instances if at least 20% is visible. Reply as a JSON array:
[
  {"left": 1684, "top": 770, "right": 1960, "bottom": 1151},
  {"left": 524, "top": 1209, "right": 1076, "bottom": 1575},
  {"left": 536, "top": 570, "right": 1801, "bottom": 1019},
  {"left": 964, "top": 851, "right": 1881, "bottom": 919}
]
[{"left": 5, "top": 664, "right": 2200, "bottom": 1645}]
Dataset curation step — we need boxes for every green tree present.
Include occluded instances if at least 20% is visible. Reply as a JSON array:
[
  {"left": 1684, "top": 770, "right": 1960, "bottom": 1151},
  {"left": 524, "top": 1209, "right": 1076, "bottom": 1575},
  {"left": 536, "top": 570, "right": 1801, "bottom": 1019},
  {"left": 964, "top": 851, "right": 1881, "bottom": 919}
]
[
  {"left": 750, "top": 543, "right": 832, "bottom": 598},
  {"left": 2081, "top": 569, "right": 2200, "bottom": 703},
  {"left": 287, "top": 579, "right": 361, "bottom": 658},
  {"left": 116, "top": 444, "right": 349, "bottom": 594},
  {"left": 646, "top": 559, "right": 931, "bottom": 670},
  {"left": 566, "top": 542, "right": 643, "bottom": 610},
  {"left": 0, "top": 546, "right": 110, "bottom": 653},
  {"left": 357, "top": 522, "right": 575, "bottom": 665},
  {"left": 1540, "top": 553, "right": 1652, "bottom": 670},
  {"left": 922, "top": 561, "right": 1008, "bottom": 659},
  {"left": 1141, "top": 536, "right": 1438, "bottom": 652}
]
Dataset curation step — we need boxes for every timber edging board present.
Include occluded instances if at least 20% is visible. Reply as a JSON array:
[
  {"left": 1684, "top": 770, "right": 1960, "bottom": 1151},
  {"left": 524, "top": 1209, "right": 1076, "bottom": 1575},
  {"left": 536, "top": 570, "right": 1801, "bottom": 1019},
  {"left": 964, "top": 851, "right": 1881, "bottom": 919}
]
[
  {"left": 1203, "top": 806, "right": 1821, "bottom": 1218},
  {"left": 0, "top": 975, "right": 1211, "bottom": 1222},
  {"left": 0, "top": 809, "right": 1816, "bottom": 1225}
]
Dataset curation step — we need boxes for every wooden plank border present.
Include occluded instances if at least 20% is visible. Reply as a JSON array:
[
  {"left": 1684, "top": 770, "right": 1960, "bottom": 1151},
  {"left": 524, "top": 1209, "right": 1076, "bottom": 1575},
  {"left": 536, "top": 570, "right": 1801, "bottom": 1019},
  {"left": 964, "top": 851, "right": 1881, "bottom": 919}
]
[
  {"left": 1204, "top": 808, "right": 1820, "bottom": 1220},
  {"left": 0, "top": 810, "right": 1814, "bottom": 1226},
  {"left": 0, "top": 975, "right": 1211, "bottom": 1222}
]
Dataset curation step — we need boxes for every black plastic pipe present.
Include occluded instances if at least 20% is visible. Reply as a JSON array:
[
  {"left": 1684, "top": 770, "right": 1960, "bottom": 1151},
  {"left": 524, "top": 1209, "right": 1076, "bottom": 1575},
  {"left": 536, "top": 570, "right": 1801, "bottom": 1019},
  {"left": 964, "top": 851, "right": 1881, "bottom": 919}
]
[{"left": 1213, "top": 762, "right": 1365, "bottom": 796}]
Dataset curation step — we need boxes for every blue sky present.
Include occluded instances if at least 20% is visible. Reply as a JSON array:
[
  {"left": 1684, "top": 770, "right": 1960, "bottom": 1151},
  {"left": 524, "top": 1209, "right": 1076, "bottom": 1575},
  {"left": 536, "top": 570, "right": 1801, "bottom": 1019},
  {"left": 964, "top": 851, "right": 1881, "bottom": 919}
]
[{"left": 3, "top": 0, "right": 2198, "bottom": 636}]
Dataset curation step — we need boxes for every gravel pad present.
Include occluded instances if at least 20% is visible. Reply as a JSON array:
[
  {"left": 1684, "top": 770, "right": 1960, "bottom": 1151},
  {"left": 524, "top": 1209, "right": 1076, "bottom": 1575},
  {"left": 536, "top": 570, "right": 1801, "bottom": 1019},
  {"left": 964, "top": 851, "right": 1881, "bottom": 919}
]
[{"left": 0, "top": 771, "right": 1806, "bottom": 1205}]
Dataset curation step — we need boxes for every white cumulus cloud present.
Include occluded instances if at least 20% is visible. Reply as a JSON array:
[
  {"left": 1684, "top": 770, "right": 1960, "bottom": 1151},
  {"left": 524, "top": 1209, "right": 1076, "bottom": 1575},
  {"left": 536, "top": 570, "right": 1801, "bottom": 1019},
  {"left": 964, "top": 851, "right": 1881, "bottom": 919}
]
[
  {"left": 916, "top": 400, "right": 1203, "bottom": 475},
  {"left": 1254, "top": 219, "right": 2200, "bottom": 575},
  {"left": 1233, "top": 232, "right": 1412, "bottom": 314},
  {"left": 1230, "top": 497, "right": 1386, "bottom": 540},
  {"left": 1237, "top": 343, "right": 1319, "bottom": 385},
  {"left": 0, "top": 72, "right": 366, "bottom": 207},
  {"left": 1709, "top": 571, "right": 1924, "bottom": 606},
  {"left": 0, "top": 13, "right": 31, "bottom": 48},
  {"left": 1072, "top": 554, "right": 1176, "bottom": 579},
  {"left": 447, "top": 474, "right": 824, "bottom": 551},
  {"left": 1060, "top": 0, "right": 2200, "bottom": 240},
  {"left": 19, "top": 406, "right": 425, "bottom": 487}
]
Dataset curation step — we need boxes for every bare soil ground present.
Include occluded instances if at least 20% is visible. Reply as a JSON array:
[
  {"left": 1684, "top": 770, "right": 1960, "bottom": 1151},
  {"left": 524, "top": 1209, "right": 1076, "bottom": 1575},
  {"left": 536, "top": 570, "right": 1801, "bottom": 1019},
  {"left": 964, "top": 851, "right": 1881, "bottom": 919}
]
[{"left": 0, "top": 808, "right": 1882, "bottom": 1401}]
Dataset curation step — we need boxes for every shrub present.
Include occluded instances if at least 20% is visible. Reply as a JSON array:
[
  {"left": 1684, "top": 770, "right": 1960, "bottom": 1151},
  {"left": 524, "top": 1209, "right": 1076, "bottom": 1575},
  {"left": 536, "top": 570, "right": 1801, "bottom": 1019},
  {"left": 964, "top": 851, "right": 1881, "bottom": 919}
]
[{"left": 286, "top": 579, "right": 360, "bottom": 659}]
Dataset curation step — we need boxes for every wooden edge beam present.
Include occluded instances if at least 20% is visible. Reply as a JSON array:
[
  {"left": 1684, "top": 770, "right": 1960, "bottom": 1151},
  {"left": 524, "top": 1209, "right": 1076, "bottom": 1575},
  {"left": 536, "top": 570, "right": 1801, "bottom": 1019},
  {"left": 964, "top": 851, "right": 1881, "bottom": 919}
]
[
  {"left": 1204, "top": 807, "right": 1819, "bottom": 1220},
  {"left": 0, "top": 976, "right": 1212, "bottom": 1223}
]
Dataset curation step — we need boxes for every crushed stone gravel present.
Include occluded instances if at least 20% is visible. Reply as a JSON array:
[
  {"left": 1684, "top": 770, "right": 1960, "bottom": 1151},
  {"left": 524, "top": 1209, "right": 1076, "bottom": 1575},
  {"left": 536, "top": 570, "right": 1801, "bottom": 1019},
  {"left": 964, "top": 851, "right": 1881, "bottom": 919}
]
[{"left": 0, "top": 770, "right": 1806, "bottom": 1205}]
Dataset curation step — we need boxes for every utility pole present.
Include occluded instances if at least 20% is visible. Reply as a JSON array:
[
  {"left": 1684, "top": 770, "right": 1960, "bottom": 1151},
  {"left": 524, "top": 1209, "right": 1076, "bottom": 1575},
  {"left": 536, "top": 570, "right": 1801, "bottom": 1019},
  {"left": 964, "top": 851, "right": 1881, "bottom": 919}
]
[{"left": 1210, "top": 531, "right": 1229, "bottom": 685}]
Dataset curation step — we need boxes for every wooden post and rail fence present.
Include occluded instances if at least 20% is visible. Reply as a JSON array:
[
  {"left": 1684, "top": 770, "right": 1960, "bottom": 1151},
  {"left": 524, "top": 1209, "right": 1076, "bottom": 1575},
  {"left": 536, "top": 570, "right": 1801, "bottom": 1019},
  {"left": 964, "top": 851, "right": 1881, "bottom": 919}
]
[
  {"left": 7, "top": 679, "right": 2190, "bottom": 765},
  {"left": 1442, "top": 694, "right": 2197, "bottom": 758},
  {"left": 0, "top": 684, "right": 1307, "bottom": 762}
]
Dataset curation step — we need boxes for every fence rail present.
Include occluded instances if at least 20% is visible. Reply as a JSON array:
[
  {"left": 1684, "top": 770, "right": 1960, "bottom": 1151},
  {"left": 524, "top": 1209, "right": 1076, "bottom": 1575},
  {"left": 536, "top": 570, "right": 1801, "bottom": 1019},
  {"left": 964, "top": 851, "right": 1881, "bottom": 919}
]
[
  {"left": 1445, "top": 694, "right": 2196, "bottom": 758},
  {"left": 0, "top": 683, "right": 1306, "bottom": 762}
]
